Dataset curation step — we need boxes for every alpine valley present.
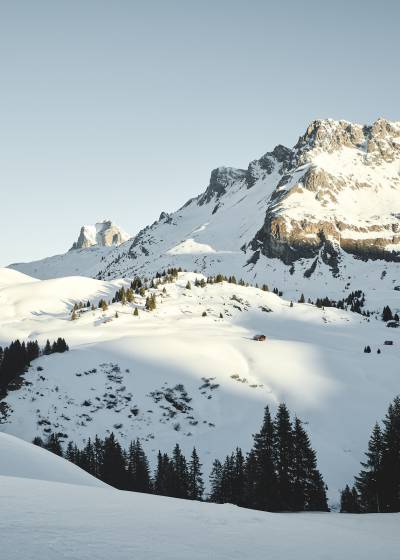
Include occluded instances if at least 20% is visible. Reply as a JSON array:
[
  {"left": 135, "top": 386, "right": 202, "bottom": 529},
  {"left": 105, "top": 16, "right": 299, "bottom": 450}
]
[{"left": 1, "top": 118, "right": 400, "bottom": 517}]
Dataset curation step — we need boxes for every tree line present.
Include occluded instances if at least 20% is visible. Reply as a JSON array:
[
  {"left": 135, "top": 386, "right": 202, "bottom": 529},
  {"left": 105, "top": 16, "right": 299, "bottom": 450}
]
[
  {"left": 33, "top": 402, "right": 328, "bottom": 512},
  {"left": 209, "top": 404, "right": 328, "bottom": 511},
  {"left": 341, "top": 396, "right": 400, "bottom": 513},
  {"left": 0, "top": 338, "right": 68, "bottom": 394}
]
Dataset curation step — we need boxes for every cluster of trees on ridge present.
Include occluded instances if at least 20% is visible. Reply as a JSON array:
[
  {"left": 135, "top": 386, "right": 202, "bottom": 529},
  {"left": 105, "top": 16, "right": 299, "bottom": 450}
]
[
  {"left": 0, "top": 338, "right": 68, "bottom": 394},
  {"left": 33, "top": 403, "right": 328, "bottom": 513}
]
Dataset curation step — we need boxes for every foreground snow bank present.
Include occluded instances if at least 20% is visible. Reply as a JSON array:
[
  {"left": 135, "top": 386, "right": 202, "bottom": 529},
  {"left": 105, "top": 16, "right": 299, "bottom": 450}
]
[
  {"left": 0, "top": 433, "right": 104, "bottom": 488},
  {"left": 1, "top": 475, "right": 399, "bottom": 560}
]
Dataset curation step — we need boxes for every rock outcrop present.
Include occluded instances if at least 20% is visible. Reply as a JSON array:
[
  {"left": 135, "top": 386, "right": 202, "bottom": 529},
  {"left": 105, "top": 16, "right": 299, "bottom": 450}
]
[
  {"left": 251, "top": 118, "right": 400, "bottom": 263},
  {"left": 70, "top": 221, "right": 130, "bottom": 250}
]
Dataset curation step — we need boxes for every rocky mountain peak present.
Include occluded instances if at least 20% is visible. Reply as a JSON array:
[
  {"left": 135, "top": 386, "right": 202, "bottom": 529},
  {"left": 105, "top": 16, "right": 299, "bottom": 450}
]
[
  {"left": 70, "top": 220, "right": 130, "bottom": 250},
  {"left": 198, "top": 166, "right": 247, "bottom": 205},
  {"left": 294, "top": 119, "right": 365, "bottom": 158}
]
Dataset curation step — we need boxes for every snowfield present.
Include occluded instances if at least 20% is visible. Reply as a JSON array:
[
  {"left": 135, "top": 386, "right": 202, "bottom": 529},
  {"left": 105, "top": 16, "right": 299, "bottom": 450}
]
[
  {"left": 0, "top": 436, "right": 398, "bottom": 560},
  {"left": 0, "top": 432, "right": 104, "bottom": 487},
  {"left": 0, "top": 267, "right": 399, "bottom": 507},
  {"left": 2, "top": 475, "right": 399, "bottom": 560}
]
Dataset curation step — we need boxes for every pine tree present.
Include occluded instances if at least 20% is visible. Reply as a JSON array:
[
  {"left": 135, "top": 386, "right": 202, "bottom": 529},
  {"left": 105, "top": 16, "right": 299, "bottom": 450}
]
[
  {"left": 93, "top": 436, "right": 104, "bottom": 479},
  {"left": 65, "top": 441, "right": 77, "bottom": 463},
  {"left": 243, "top": 449, "right": 258, "bottom": 507},
  {"left": 380, "top": 397, "right": 400, "bottom": 512},
  {"left": 274, "top": 403, "right": 294, "bottom": 509},
  {"left": 188, "top": 447, "right": 204, "bottom": 500},
  {"left": 231, "top": 447, "right": 246, "bottom": 506},
  {"left": 209, "top": 459, "right": 223, "bottom": 503},
  {"left": 298, "top": 293, "right": 305, "bottom": 304},
  {"left": 43, "top": 339, "right": 52, "bottom": 355},
  {"left": 145, "top": 293, "right": 157, "bottom": 311},
  {"left": 45, "top": 433, "right": 63, "bottom": 456},
  {"left": 340, "top": 485, "right": 360, "bottom": 513},
  {"left": 172, "top": 444, "right": 189, "bottom": 498},
  {"left": 382, "top": 305, "right": 393, "bottom": 322},
  {"left": 126, "top": 288, "right": 135, "bottom": 303},
  {"left": 101, "top": 433, "right": 126, "bottom": 489},
  {"left": 127, "top": 439, "right": 151, "bottom": 493},
  {"left": 355, "top": 423, "right": 384, "bottom": 512},
  {"left": 133, "top": 307, "right": 139, "bottom": 316},
  {"left": 154, "top": 451, "right": 175, "bottom": 496},
  {"left": 251, "top": 406, "right": 279, "bottom": 511},
  {"left": 32, "top": 436, "right": 44, "bottom": 448}
]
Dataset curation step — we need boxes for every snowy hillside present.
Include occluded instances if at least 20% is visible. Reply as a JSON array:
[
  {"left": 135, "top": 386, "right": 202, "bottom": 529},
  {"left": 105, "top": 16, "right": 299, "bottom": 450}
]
[
  {"left": 9, "top": 118, "right": 400, "bottom": 311},
  {"left": 1, "top": 267, "right": 399, "bottom": 504},
  {"left": 1, "top": 428, "right": 398, "bottom": 559},
  {"left": 0, "top": 432, "right": 104, "bottom": 487},
  {"left": 2, "top": 473, "right": 399, "bottom": 560}
]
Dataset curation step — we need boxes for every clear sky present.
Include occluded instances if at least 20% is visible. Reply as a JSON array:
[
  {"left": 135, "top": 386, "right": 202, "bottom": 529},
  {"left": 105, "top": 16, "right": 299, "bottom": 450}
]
[{"left": 1, "top": 0, "right": 399, "bottom": 265}]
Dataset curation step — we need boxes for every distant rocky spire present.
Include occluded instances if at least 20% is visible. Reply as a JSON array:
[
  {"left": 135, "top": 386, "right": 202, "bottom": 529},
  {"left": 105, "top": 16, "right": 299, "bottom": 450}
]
[{"left": 70, "top": 220, "right": 130, "bottom": 250}]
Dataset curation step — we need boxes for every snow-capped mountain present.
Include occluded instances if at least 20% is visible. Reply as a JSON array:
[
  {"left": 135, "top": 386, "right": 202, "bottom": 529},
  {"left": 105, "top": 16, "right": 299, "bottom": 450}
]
[
  {"left": 70, "top": 220, "right": 130, "bottom": 250},
  {"left": 9, "top": 118, "right": 400, "bottom": 310}
]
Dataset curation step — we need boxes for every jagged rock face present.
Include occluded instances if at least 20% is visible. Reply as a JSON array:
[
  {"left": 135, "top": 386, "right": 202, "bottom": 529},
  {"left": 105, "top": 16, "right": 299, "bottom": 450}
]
[
  {"left": 70, "top": 221, "right": 130, "bottom": 250},
  {"left": 252, "top": 118, "right": 400, "bottom": 263},
  {"left": 198, "top": 167, "right": 247, "bottom": 205}
]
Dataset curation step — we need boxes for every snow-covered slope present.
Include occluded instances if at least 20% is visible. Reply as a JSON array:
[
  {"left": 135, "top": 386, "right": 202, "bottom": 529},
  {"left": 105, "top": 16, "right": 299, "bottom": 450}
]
[
  {"left": 2, "top": 475, "right": 399, "bottom": 560},
  {"left": 9, "top": 118, "right": 400, "bottom": 310},
  {"left": 1, "top": 269, "right": 399, "bottom": 504},
  {"left": 0, "top": 267, "right": 39, "bottom": 289},
  {"left": 0, "top": 432, "right": 104, "bottom": 487}
]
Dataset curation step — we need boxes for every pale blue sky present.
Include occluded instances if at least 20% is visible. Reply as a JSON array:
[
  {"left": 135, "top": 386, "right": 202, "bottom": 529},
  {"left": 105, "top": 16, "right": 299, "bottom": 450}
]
[{"left": 1, "top": 0, "right": 399, "bottom": 265}]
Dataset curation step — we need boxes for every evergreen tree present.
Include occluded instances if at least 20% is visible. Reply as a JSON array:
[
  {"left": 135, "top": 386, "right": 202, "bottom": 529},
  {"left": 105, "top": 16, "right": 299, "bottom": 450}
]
[
  {"left": 274, "top": 403, "right": 294, "bottom": 509},
  {"left": 127, "top": 439, "right": 152, "bottom": 493},
  {"left": 101, "top": 433, "right": 126, "bottom": 489},
  {"left": 145, "top": 293, "right": 157, "bottom": 311},
  {"left": 45, "top": 433, "right": 63, "bottom": 456},
  {"left": 188, "top": 447, "right": 204, "bottom": 500},
  {"left": 81, "top": 438, "right": 97, "bottom": 476},
  {"left": 355, "top": 423, "right": 384, "bottom": 512},
  {"left": 65, "top": 441, "right": 78, "bottom": 463},
  {"left": 43, "top": 339, "right": 52, "bottom": 355},
  {"left": 380, "top": 397, "right": 400, "bottom": 512},
  {"left": 251, "top": 406, "right": 279, "bottom": 511},
  {"left": 172, "top": 443, "right": 189, "bottom": 498},
  {"left": 209, "top": 459, "right": 223, "bottom": 503},
  {"left": 340, "top": 485, "right": 360, "bottom": 513},
  {"left": 154, "top": 451, "right": 175, "bottom": 496},
  {"left": 292, "top": 417, "right": 327, "bottom": 511},
  {"left": 32, "top": 436, "right": 44, "bottom": 448},
  {"left": 382, "top": 305, "right": 393, "bottom": 322}
]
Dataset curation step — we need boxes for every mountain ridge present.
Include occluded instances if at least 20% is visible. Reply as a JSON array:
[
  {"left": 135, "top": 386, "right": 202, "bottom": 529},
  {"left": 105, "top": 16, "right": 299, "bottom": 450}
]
[{"left": 9, "top": 118, "right": 400, "bottom": 309}]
